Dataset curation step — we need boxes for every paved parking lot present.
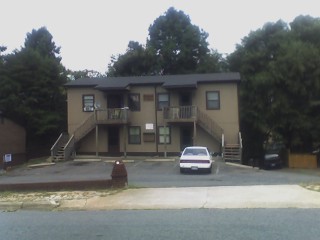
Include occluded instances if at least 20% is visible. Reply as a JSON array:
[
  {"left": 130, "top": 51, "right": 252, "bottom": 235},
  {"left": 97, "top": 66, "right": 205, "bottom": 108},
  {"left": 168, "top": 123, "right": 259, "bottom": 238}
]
[{"left": 1, "top": 157, "right": 319, "bottom": 188}]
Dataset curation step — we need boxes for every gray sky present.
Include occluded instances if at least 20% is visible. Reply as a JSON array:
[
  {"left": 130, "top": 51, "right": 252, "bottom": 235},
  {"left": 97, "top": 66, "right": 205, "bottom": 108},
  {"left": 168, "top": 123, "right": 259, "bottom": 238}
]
[{"left": 1, "top": 0, "right": 320, "bottom": 73}]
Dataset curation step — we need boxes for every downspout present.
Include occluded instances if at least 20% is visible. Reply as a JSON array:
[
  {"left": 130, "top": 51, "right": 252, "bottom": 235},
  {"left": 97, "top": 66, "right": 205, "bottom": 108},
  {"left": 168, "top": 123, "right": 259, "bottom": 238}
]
[
  {"left": 154, "top": 85, "right": 158, "bottom": 154},
  {"left": 95, "top": 109, "right": 99, "bottom": 157}
]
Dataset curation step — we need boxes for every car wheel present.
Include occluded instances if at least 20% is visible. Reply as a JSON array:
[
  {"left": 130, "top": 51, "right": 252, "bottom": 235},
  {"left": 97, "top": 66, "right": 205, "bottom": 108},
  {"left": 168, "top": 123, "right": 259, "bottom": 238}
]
[{"left": 180, "top": 168, "right": 185, "bottom": 174}]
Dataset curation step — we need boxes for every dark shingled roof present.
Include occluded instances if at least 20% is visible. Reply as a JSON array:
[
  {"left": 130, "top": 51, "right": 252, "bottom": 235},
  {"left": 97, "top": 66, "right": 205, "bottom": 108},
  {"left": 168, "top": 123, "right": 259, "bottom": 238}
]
[{"left": 65, "top": 73, "right": 240, "bottom": 90}]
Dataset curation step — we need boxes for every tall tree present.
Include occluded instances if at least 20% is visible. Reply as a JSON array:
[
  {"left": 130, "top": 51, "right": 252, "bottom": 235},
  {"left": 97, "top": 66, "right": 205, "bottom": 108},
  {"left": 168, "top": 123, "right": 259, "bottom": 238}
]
[
  {"left": 228, "top": 16, "right": 320, "bottom": 162},
  {"left": 67, "top": 69, "right": 105, "bottom": 81},
  {"left": 107, "top": 7, "right": 224, "bottom": 76},
  {"left": 0, "top": 27, "right": 67, "bottom": 144},
  {"left": 147, "top": 7, "right": 211, "bottom": 74},
  {"left": 107, "top": 41, "right": 157, "bottom": 77}
]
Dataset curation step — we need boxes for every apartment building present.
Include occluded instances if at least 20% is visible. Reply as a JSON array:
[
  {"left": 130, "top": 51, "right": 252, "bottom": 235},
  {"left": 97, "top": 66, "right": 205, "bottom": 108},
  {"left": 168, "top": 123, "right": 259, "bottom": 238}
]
[{"left": 52, "top": 73, "right": 241, "bottom": 162}]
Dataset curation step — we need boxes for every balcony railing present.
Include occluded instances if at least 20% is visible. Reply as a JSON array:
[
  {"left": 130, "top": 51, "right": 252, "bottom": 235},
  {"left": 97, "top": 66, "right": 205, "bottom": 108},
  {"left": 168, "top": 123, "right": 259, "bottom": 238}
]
[
  {"left": 73, "top": 108, "right": 129, "bottom": 142},
  {"left": 163, "top": 106, "right": 197, "bottom": 122},
  {"left": 163, "top": 106, "right": 223, "bottom": 143},
  {"left": 95, "top": 108, "right": 130, "bottom": 124}
]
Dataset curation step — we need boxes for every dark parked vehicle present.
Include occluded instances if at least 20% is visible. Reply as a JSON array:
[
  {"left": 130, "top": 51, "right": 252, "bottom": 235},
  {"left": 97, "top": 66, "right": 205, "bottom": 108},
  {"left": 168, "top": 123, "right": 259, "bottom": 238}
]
[{"left": 263, "top": 142, "right": 286, "bottom": 169}]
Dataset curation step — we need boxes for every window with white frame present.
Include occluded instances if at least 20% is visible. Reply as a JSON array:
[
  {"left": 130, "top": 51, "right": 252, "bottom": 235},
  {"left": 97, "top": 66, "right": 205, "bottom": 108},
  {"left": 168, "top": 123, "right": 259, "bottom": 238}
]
[
  {"left": 83, "top": 95, "right": 94, "bottom": 112},
  {"left": 158, "top": 126, "right": 171, "bottom": 144},
  {"left": 206, "top": 91, "right": 220, "bottom": 110},
  {"left": 128, "top": 93, "right": 140, "bottom": 111},
  {"left": 128, "top": 126, "right": 141, "bottom": 144},
  {"left": 157, "top": 93, "right": 169, "bottom": 110}
]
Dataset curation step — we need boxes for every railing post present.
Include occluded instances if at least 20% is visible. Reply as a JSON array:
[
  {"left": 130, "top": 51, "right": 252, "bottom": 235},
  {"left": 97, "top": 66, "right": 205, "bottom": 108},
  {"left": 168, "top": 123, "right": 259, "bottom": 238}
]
[
  {"left": 95, "top": 124, "right": 99, "bottom": 157},
  {"left": 164, "top": 120, "right": 167, "bottom": 158},
  {"left": 193, "top": 120, "right": 197, "bottom": 145}
]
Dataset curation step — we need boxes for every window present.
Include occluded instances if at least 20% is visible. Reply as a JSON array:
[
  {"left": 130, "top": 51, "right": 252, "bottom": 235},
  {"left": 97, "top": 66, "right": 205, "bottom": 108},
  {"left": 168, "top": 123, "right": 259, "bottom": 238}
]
[
  {"left": 128, "top": 94, "right": 140, "bottom": 111},
  {"left": 206, "top": 91, "right": 220, "bottom": 110},
  {"left": 83, "top": 95, "right": 94, "bottom": 112},
  {"left": 158, "top": 126, "right": 171, "bottom": 144},
  {"left": 157, "top": 93, "right": 169, "bottom": 110},
  {"left": 128, "top": 126, "right": 141, "bottom": 144}
]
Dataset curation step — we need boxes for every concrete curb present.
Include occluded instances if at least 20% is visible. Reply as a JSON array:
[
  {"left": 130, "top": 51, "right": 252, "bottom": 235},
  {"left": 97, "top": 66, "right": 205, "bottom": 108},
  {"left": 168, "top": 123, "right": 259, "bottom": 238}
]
[
  {"left": 225, "top": 162, "right": 253, "bottom": 169},
  {"left": 73, "top": 159, "right": 102, "bottom": 162},
  {"left": 2, "top": 185, "right": 320, "bottom": 211},
  {"left": 28, "top": 163, "right": 56, "bottom": 168},
  {"left": 0, "top": 200, "right": 59, "bottom": 211},
  {"left": 144, "top": 158, "right": 176, "bottom": 162},
  {"left": 22, "top": 200, "right": 59, "bottom": 211},
  {"left": 0, "top": 201, "right": 23, "bottom": 212}
]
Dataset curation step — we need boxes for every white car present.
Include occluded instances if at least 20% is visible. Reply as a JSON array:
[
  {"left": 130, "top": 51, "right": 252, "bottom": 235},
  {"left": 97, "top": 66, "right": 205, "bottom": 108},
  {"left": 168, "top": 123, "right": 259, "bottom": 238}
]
[{"left": 179, "top": 146, "right": 213, "bottom": 173}]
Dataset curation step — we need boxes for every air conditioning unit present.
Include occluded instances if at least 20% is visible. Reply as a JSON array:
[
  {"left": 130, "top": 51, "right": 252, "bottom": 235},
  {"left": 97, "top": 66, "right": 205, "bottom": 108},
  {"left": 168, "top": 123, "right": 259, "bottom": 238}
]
[{"left": 83, "top": 106, "right": 94, "bottom": 112}]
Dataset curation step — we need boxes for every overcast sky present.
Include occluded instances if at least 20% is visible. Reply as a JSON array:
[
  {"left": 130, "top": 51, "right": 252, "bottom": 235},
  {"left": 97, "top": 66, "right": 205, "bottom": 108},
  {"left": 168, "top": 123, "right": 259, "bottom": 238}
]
[{"left": 1, "top": 0, "right": 320, "bottom": 73}]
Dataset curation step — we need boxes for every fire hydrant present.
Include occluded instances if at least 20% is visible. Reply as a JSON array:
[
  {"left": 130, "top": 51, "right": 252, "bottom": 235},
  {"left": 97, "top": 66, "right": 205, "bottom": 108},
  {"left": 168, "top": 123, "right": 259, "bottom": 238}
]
[{"left": 111, "top": 160, "right": 128, "bottom": 188}]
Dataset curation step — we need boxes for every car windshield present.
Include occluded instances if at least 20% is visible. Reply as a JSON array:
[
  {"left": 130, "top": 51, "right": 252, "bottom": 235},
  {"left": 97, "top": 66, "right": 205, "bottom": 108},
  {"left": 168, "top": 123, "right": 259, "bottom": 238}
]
[
  {"left": 265, "top": 143, "right": 284, "bottom": 154},
  {"left": 183, "top": 148, "right": 207, "bottom": 156}
]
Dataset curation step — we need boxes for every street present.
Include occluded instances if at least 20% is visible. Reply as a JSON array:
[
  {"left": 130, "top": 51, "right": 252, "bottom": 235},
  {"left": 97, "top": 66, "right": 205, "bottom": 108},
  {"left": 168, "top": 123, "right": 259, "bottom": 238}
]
[{"left": 1, "top": 209, "right": 320, "bottom": 240}]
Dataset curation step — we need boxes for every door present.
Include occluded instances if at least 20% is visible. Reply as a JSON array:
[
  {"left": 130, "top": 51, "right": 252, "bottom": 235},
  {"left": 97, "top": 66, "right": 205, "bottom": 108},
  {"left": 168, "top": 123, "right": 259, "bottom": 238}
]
[
  {"left": 108, "top": 126, "right": 120, "bottom": 153},
  {"left": 180, "top": 126, "right": 193, "bottom": 150},
  {"left": 179, "top": 92, "right": 192, "bottom": 118},
  {"left": 179, "top": 92, "right": 192, "bottom": 106},
  {"left": 107, "top": 94, "right": 123, "bottom": 108}
]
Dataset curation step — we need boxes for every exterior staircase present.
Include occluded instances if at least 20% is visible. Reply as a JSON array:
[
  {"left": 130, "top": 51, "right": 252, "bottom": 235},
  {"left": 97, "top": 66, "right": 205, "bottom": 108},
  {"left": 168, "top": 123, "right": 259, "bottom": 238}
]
[
  {"left": 53, "top": 145, "right": 65, "bottom": 162},
  {"left": 51, "top": 108, "right": 130, "bottom": 161},
  {"left": 51, "top": 112, "right": 96, "bottom": 161},
  {"left": 223, "top": 143, "right": 242, "bottom": 163},
  {"left": 196, "top": 109, "right": 223, "bottom": 144},
  {"left": 50, "top": 133, "right": 69, "bottom": 162},
  {"left": 196, "top": 109, "right": 242, "bottom": 163}
]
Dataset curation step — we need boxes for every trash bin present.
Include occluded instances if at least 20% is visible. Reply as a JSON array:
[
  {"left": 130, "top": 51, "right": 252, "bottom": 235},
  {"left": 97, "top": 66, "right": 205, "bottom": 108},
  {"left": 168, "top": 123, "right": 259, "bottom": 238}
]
[{"left": 111, "top": 160, "right": 128, "bottom": 188}]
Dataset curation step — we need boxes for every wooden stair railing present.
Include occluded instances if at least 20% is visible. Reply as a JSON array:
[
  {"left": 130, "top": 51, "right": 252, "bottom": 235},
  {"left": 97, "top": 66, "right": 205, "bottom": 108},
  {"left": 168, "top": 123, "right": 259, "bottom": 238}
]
[
  {"left": 196, "top": 108, "right": 223, "bottom": 143},
  {"left": 73, "top": 112, "right": 96, "bottom": 142}
]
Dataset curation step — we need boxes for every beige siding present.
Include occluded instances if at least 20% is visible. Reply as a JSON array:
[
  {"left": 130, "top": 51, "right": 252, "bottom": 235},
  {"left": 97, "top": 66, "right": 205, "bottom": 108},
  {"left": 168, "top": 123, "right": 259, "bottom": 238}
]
[
  {"left": 195, "top": 83, "right": 239, "bottom": 144},
  {"left": 67, "top": 88, "right": 105, "bottom": 134},
  {"left": 66, "top": 80, "right": 240, "bottom": 155}
]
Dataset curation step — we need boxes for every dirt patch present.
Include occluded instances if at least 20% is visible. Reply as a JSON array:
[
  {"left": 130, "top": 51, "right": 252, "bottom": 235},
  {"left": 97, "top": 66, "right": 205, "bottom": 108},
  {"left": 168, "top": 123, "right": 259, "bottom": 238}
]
[{"left": 0, "top": 189, "right": 121, "bottom": 203}]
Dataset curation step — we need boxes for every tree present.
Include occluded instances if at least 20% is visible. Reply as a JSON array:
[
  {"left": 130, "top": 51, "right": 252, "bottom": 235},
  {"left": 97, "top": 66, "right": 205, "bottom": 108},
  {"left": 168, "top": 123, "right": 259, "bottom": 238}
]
[
  {"left": 228, "top": 16, "right": 320, "bottom": 162},
  {"left": 24, "top": 27, "right": 61, "bottom": 60},
  {"left": 147, "top": 7, "right": 212, "bottom": 74},
  {"left": 107, "top": 7, "right": 224, "bottom": 76},
  {"left": 107, "top": 41, "right": 158, "bottom": 77},
  {"left": 0, "top": 27, "right": 67, "bottom": 146},
  {"left": 67, "top": 69, "right": 105, "bottom": 81}
]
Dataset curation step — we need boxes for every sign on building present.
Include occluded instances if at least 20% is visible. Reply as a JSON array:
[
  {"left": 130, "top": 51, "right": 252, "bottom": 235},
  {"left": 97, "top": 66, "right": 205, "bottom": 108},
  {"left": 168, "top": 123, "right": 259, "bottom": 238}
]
[{"left": 3, "top": 154, "right": 12, "bottom": 163}]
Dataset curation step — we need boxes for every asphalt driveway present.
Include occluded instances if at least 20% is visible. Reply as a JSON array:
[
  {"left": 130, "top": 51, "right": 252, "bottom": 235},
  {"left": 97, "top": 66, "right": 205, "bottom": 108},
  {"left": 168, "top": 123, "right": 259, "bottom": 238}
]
[{"left": 0, "top": 157, "right": 319, "bottom": 188}]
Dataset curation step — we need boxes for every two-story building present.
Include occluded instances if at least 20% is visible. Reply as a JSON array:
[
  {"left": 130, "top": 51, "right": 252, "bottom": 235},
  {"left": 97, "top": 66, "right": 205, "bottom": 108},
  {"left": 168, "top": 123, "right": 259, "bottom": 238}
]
[{"left": 52, "top": 73, "right": 242, "bottom": 162}]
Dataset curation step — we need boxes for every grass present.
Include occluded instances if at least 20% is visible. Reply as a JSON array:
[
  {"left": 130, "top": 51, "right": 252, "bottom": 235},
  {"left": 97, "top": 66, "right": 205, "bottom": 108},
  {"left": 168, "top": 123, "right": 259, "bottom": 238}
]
[
  {"left": 301, "top": 183, "right": 320, "bottom": 192},
  {"left": 0, "top": 189, "right": 124, "bottom": 202},
  {"left": 27, "top": 156, "right": 52, "bottom": 165}
]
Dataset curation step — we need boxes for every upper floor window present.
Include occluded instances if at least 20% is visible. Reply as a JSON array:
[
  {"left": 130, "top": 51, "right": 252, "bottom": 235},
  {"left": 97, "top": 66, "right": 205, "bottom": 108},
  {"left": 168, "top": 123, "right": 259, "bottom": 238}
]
[
  {"left": 157, "top": 93, "right": 169, "bottom": 110},
  {"left": 206, "top": 91, "right": 220, "bottom": 110},
  {"left": 128, "top": 94, "right": 140, "bottom": 111},
  {"left": 128, "top": 126, "right": 141, "bottom": 144},
  {"left": 83, "top": 95, "right": 94, "bottom": 112}
]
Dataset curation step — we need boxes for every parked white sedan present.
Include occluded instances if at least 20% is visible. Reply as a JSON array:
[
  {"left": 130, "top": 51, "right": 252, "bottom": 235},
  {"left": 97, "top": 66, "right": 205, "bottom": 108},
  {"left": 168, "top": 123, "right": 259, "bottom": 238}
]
[{"left": 179, "top": 146, "right": 213, "bottom": 173}]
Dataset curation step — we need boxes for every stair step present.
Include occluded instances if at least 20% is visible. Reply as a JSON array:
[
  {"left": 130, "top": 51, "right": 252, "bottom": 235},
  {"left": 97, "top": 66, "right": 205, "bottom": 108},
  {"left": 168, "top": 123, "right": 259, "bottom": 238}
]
[{"left": 224, "top": 144, "right": 241, "bottom": 163}]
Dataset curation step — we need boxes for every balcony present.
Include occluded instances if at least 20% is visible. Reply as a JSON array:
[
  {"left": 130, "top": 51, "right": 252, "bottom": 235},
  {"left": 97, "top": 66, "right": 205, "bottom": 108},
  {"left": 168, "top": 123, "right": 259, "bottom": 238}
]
[
  {"left": 163, "top": 106, "right": 223, "bottom": 143},
  {"left": 163, "top": 106, "right": 197, "bottom": 123},
  {"left": 95, "top": 108, "right": 130, "bottom": 124}
]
